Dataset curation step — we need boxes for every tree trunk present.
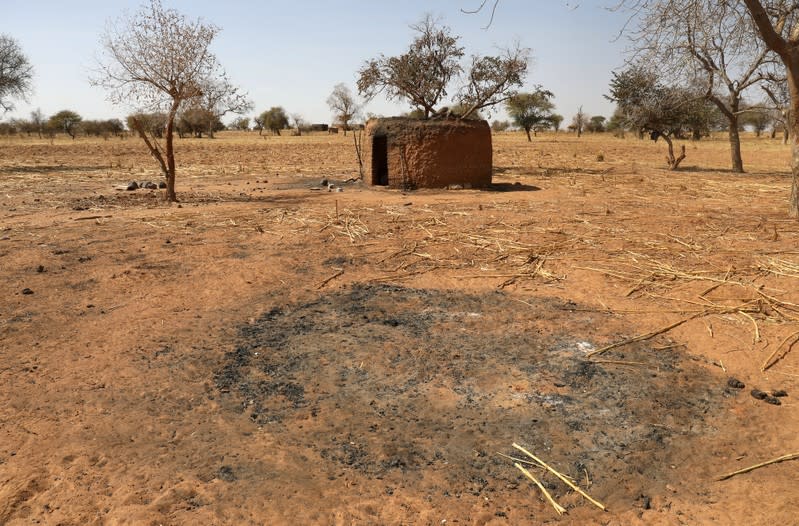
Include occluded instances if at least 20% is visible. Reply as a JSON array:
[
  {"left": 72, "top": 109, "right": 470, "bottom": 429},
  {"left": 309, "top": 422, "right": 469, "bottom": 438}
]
[
  {"left": 164, "top": 101, "right": 180, "bottom": 202},
  {"left": 130, "top": 117, "right": 169, "bottom": 181},
  {"left": 791, "top": 142, "right": 799, "bottom": 217},
  {"left": 663, "top": 134, "right": 686, "bottom": 170},
  {"left": 728, "top": 115, "right": 744, "bottom": 173},
  {"left": 525, "top": 128, "right": 532, "bottom": 142},
  {"left": 771, "top": 127, "right": 777, "bottom": 139},
  {"left": 790, "top": 94, "right": 799, "bottom": 217},
  {"left": 781, "top": 67, "right": 799, "bottom": 217},
  {"left": 692, "top": 127, "right": 701, "bottom": 141}
]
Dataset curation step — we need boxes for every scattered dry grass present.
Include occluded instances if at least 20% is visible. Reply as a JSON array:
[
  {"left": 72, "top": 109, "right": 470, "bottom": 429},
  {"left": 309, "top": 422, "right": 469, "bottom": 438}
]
[{"left": 2, "top": 129, "right": 798, "bottom": 524}]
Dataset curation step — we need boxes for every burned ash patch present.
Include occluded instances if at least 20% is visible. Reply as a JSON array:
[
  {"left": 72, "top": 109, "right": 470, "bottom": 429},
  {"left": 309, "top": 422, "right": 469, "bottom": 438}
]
[{"left": 214, "top": 284, "right": 724, "bottom": 501}]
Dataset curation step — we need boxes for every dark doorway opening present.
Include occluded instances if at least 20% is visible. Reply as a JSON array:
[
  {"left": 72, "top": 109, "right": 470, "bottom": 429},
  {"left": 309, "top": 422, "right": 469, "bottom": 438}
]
[{"left": 372, "top": 135, "right": 388, "bottom": 186}]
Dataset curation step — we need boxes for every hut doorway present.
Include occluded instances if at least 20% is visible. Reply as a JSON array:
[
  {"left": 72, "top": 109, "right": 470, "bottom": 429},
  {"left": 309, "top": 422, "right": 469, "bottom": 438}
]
[{"left": 371, "top": 135, "right": 388, "bottom": 186}]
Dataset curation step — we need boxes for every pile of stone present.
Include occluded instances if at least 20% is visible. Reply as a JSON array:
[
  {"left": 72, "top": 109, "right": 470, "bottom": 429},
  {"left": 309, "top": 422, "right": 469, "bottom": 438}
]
[{"left": 116, "top": 181, "right": 167, "bottom": 191}]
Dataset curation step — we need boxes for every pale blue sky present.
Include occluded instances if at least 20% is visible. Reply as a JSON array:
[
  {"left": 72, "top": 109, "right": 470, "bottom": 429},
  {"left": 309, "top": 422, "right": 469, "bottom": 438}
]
[{"left": 3, "top": 1, "right": 630, "bottom": 125}]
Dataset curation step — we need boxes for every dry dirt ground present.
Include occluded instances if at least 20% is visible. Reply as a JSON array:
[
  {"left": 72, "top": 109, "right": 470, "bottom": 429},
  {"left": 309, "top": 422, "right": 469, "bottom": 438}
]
[{"left": 1, "top": 131, "right": 798, "bottom": 525}]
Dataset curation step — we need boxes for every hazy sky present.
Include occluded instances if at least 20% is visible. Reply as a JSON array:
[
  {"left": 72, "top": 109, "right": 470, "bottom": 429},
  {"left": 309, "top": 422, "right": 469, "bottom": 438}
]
[{"left": 3, "top": 1, "right": 631, "bottom": 125}]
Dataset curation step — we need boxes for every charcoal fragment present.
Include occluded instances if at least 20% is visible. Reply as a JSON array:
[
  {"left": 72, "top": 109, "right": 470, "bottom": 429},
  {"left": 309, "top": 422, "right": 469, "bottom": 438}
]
[{"left": 727, "top": 378, "right": 745, "bottom": 389}]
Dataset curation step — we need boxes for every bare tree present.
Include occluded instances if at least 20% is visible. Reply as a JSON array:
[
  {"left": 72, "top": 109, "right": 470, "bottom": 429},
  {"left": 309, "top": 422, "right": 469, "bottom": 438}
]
[
  {"left": 358, "top": 14, "right": 463, "bottom": 119},
  {"left": 456, "top": 42, "right": 529, "bottom": 119},
  {"left": 290, "top": 113, "right": 306, "bottom": 136},
  {"left": 92, "top": 0, "right": 244, "bottom": 202},
  {"left": 0, "top": 35, "right": 33, "bottom": 113},
  {"left": 192, "top": 77, "right": 252, "bottom": 138},
  {"left": 29, "top": 108, "right": 44, "bottom": 138},
  {"left": 571, "top": 106, "right": 587, "bottom": 137},
  {"left": 326, "top": 83, "right": 360, "bottom": 136},
  {"left": 357, "top": 14, "right": 527, "bottom": 120},
  {"left": 617, "top": 1, "right": 772, "bottom": 173}
]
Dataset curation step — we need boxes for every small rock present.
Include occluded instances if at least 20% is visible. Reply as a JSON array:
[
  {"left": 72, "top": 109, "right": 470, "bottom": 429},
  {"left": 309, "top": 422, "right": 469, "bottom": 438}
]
[
  {"left": 764, "top": 396, "right": 782, "bottom": 406},
  {"left": 158, "top": 181, "right": 167, "bottom": 189},
  {"left": 21, "top": 288, "right": 34, "bottom": 295},
  {"left": 36, "top": 265, "right": 45, "bottom": 273},
  {"left": 772, "top": 389, "right": 788, "bottom": 397},
  {"left": 727, "top": 377, "right": 745, "bottom": 389},
  {"left": 126, "top": 181, "right": 139, "bottom": 191},
  {"left": 217, "top": 465, "right": 236, "bottom": 482},
  {"left": 751, "top": 389, "right": 768, "bottom": 400},
  {"left": 321, "top": 178, "right": 329, "bottom": 186},
  {"left": 336, "top": 187, "right": 344, "bottom": 193}
]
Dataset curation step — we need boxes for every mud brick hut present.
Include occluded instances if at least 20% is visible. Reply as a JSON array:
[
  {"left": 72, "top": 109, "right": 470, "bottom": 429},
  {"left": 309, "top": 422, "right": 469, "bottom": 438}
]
[{"left": 363, "top": 117, "right": 492, "bottom": 189}]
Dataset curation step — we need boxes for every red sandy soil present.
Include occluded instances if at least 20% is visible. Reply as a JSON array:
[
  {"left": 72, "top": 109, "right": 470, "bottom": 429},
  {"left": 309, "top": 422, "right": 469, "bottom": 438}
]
[{"left": 1, "top": 131, "right": 797, "bottom": 525}]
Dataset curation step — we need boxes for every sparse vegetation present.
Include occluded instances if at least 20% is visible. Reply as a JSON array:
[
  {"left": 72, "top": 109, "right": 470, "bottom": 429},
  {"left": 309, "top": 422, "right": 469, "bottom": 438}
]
[
  {"left": 6, "top": 3, "right": 799, "bottom": 524},
  {"left": 587, "top": 115, "right": 606, "bottom": 133},
  {"left": 258, "top": 106, "right": 290, "bottom": 136},
  {"left": 618, "top": 1, "right": 771, "bottom": 174},
  {"left": 48, "top": 110, "right": 82, "bottom": 140},
  {"left": 607, "top": 67, "right": 692, "bottom": 169},
  {"left": 505, "top": 89, "right": 556, "bottom": 141},
  {"left": 92, "top": 0, "right": 246, "bottom": 201},
  {"left": 571, "top": 106, "right": 587, "bottom": 137},
  {"left": 326, "top": 83, "right": 360, "bottom": 135},
  {"left": 357, "top": 14, "right": 528, "bottom": 120}
]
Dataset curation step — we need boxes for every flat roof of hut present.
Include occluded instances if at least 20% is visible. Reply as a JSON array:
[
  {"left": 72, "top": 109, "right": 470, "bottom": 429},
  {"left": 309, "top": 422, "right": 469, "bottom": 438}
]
[{"left": 363, "top": 117, "right": 492, "bottom": 189}]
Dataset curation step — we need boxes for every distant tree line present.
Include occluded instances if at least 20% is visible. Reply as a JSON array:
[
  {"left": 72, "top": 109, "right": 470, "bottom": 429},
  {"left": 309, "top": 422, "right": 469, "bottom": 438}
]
[{"left": 0, "top": 108, "right": 123, "bottom": 138}]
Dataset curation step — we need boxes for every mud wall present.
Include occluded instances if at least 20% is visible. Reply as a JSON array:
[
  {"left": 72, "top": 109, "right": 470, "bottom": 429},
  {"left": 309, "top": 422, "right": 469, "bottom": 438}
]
[{"left": 364, "top": 118, "right": 492, "bottom": 189}]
